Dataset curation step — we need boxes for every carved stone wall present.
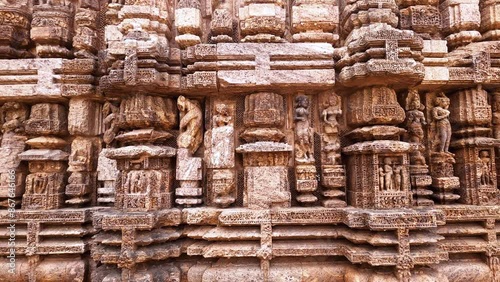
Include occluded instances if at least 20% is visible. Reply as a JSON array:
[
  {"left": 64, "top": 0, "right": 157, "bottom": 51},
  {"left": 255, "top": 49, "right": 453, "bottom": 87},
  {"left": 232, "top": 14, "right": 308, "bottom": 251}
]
[{"left": 0, "top": 0, "right": 500, "bottom": 281}]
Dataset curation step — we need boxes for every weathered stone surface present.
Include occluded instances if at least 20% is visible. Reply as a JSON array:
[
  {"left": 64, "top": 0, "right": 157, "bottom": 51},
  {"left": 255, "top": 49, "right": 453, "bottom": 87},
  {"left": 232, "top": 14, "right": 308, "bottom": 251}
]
[{"left": 1, "top": 0, "right": 500, "bottom": 281}]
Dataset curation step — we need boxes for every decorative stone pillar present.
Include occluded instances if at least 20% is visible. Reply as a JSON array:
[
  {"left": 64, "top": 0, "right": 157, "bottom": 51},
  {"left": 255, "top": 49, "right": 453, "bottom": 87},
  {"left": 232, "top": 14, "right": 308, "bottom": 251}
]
[
  {"left": 210, "top": 0, "right": 234, "bottom": 43},
  {"left": 73, "top": 7, "right": 98, "bottom": 58},
  {"left": 0, "top": 102, "right": 29, "bottom": 207},
  {"left": 175, "top": 0, "right": 202, "bottom": 48},
  {"left": 449, "top": 86, "right": 500, "bottom": 205},
  {"left": 398, "top": 0, "right": 440, "bottom": 39},
  {"left": 175, "top": 95, "right": 204, "bottom": 206},
  {"left": 21, "top": 103, "right": 69, "bottom": 210},
  {"left": 66, "top": 98, "right": 102, "bottom": 207},
  {"left": 106, "top": 94, "right": 178, "bottom": 211},
  {"left": 291, "top": 0, "right": 339, "bottom": 43},
  {"left": 294, "top": 94, "right": 318, "bottom": 205},
  {"left": 239, "top": 0, "right": 287, "bottom": 42},
  {"left": 319, "top": 91, "right": 346, "bottom": 207},
  {"left": 480, "top": 0, "right": 500, "bottom": 41},
  {"left": 204, "top": 99, "right": 236, "bottom": 207},
  {"left": 440, "top": 0, "right": 481, "bottom": 48},
  {"left": 31, "top": 3, "right": 74, "bottom": 58},
  {"left": 343, "top": 87, "right": 412, "bottom": 209},
  {"left": 0, "top": 5, "right": 31, "bottom": 58},
  {"left": 237, "top": 92, "right": 292, "bottom": 209},
  {"left": 404, "top": 89, "right": 433, "bottom": 206},
  {"left": 425, "top": 92, "right": 461, "bottom": 204}
]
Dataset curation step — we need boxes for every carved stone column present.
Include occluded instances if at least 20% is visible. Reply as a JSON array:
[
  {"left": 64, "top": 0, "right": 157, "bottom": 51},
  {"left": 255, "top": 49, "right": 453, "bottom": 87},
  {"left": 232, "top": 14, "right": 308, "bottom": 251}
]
[
  {"left": 175, "top": 0, "right": 202, "bottom": 48},
  {"left": 66, "top": 97, "right": 102, "bottom": 207},
  {"left": 319, "top": 91, "right": 346, "bottom": 207},
  {"left": 291, "top": 0, "right": 339, "bottom": 43},
  {"left": 449, "top": 85, "right": 500, "bottom": 205},
  {"left": 73, "top": 7, "right": 99, "bottom": 59},
  {"left": 204, "top": 99, "right": 236, "bottom": 207},
  {"left": 31, "top": 4, "right": 74, "bottom": 58},
  {"left": 239, "top": 0, "right": 287, "bottom": 42},
  {"left": 106, "top": 94, "right": 178, "bottom": 211},
  {"left": 0, "top": 102, "right": 29, "bottom": 207},
  {"left": 21, "top": 103, "right": 69, "bottom": 210},
  {"left": 425, "top": 92, "right": 461, "bottom": 204},
  {"left": 343, "top": 86, "right": 411, "bottom": 209},
  {"left": 0, "top": 3, "right": 31, "bottom": 58},
  {"left": 237, "top": 92, "right": 292, "bottom": 209},
  {"left": 480, "top": 0, "right": 500, "bottom": 41},
  {"left": 440, "top": 0, "right": 481, "bottom": 48},
  {"left": 209, "top": 0, "right": 234, "bottom": 43}
]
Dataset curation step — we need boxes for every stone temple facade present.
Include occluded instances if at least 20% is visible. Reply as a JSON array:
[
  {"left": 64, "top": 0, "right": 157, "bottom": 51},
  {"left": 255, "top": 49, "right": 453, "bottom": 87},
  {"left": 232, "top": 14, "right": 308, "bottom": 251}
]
[{"left": 1, "top": 0, "right": 500, "bottom": 281}]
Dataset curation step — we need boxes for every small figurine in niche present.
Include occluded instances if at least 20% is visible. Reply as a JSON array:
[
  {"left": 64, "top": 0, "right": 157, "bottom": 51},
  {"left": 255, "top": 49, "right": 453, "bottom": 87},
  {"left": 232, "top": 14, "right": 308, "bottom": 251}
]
[
  {"left": 321, "top": 95, "right": 342, "bottom": 141},
  {"left": 432, "top": 93, "right": 452, "bottom": 154},
  {"left": 379, "top": 166, "right": 385, "bottom": 190},
  {"left": 102, "top": 102, "right": 120, "bottom": 147},
  {"left": 405, "top": 89, "right": 427, "bottom": 145},
  {"left": 177, "top": 96, "right": 203, "bottom": 155},
  {"left": 478, "top": 150, "right": 493, "bottom": 186},
  {"left": 394, "top": 165, "right": 403, "bottom": 191},
  {"left": 382, "top": 157, "right": 394, "bottom": 191},
  {"left": 321, "top": 94, "right": 342, "bottom": 165},
  {"left": 213, "top": 104, "right": 232, "bottom": 127},
  {"left": 294, "top": 95, "right": 314, "bottom": 162}
]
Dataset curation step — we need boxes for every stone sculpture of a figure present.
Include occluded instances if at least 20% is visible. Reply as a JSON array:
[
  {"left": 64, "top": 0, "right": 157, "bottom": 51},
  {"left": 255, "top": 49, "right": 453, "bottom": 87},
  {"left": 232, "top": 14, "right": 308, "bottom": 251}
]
[
  {"left": 321, "top": 95, "right": 342, "bottom": 165},
  {"left": 177, "top": 96, "right": 203, "bottom": 155},
  {"left": 294, "top": 95, "right": 314, "bottom": 162},
  {"left": 432, "top": 93, "right": 452, "bottom": 153},
  {"left": 213, "top": 104, "right": 232, "bottom": 127},
  {"left": 405, "top": 89, "right": 426, "bottom": 144},
  {"left": 102, "top": 102, "right": 119, "bottom": 146},
  {"left": 479, "top": 150, "right": 493, "bottom": 186},
  {"left": 405, "top": 89, "right": 427, "bottom": 165}
]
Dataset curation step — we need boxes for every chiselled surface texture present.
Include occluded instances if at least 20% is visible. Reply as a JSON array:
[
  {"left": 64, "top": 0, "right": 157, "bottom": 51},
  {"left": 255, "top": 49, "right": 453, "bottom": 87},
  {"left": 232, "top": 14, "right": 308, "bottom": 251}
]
[{"left": 1, "top": 0, "right": 500, "bottom": 281}]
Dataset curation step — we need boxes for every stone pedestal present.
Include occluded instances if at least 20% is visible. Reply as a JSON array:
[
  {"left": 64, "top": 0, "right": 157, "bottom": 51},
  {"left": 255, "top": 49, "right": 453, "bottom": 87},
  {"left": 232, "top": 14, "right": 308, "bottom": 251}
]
[
  {"left": 430, "top": 152, "right": 461, "bottom": 204},
  {"left": 237, "top": 142, "right": 292, "bottom": 209},
  {"left": 409, "top": 164, "right": 433, "bottom": 206},
  {"left": 175, "top": 148, "right": 203, "bottom": 206},
  {"left": 320, "top": 165, "right": 346, "bottom": 207}
]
